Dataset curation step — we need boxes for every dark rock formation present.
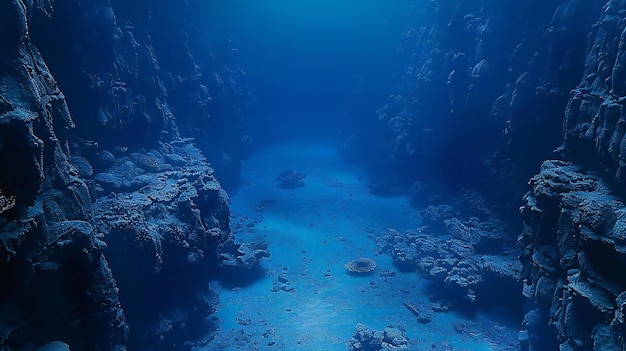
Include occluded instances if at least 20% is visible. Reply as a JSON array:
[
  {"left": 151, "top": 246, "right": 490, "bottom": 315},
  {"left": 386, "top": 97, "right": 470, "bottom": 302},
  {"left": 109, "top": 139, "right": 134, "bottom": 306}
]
[
  {"left": 517, "top": 2, "right": 626, "bottom": 350},
  {"left": 363, "top": 1, "right": 626, "bottom": 350},
  {"left": 357, "top": 0, "right": 603, "bottom": 212},
  {"left": 519, "top": 160, "right": 626, "bottom": 350},
  {"left": 5, "top": 0, "right": 626, "bottom": 350},
  {"left": 32, "top": 0, "right": 250, "bottom": 190},
  {"left": 561, "top": 1, "right": 626, "bottom": 190},
  {"left": 275, "top": 170, "right": 306, "bottom": 189},
  {"left": 378, "top": 193, "right": 520, "bottom": 306},
  {"left": 0, "top": 1, "right": 261, "bottom": 350},
  {"left": 91, "top": 145, "right": 232, "bottom": 349},
  {"left": 0, "top": 1, "right": 128, "bottom": 348},
  {"left": 377, "top": 226, "right": 520, "bottom": 305}
]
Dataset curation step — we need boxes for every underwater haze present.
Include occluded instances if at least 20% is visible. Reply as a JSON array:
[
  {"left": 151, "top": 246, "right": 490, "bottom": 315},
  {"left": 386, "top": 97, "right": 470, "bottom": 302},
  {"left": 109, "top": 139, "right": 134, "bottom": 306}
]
[
  {"left": 210, "top": 0, "right": 412, "bottom": 141},
  {"left": 205, "top": 1, "right": 522, "bottom": 350},
  {"left": 1, "top": 1, "right": 622, "bottom": 351}
]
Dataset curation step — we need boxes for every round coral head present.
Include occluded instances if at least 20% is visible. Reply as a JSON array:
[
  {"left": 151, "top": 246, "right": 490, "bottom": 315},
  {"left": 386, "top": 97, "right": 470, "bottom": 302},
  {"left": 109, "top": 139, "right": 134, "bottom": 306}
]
[{"left": 345, "top": 257, "right": 376, "bottom": 275}]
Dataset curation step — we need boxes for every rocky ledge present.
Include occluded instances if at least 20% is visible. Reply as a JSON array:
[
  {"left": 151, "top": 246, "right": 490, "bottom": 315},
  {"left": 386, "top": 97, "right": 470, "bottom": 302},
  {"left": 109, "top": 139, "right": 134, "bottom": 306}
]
[{"left": 519, "top": 160, "right": 626, "bottom": 351}]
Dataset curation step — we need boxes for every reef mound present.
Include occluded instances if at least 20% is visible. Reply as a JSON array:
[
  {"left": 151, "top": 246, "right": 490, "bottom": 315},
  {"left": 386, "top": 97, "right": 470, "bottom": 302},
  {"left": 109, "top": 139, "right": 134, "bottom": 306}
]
[{"left": 345, "top": 257, "right": 377, "bottom": 274}]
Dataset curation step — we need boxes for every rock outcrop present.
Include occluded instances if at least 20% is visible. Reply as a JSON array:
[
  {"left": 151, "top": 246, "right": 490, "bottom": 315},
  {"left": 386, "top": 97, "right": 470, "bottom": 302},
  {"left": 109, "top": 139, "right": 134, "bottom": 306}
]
[
  {"left": 562, "top": 1, "right": 626, "bottom": 189},
  {"left": 0, "top": 2, "right": 128, "bottom": 349},
  {"left": 361, "top": 0, "right": 603, "bottom": 211},
  {"left": 518, "top": 3, "right": 626, "bottom": 349},
  {"left": 347, "top": 323, "right": 409, "bottom": 351},
  {"left": 0, "top": 1, "right": 260, "bottom": 350},
  {"left": 519, "top": 161, "right": 626, "bottom": 350},
  {"left": 6, "top": 0, "right": 626, "bottom": 350},
  {"left": 368, "top": 1, "right": 626, "bottom": 350},
  {"left": 377, "top": 193, "right": 521, "bottom": 306}
]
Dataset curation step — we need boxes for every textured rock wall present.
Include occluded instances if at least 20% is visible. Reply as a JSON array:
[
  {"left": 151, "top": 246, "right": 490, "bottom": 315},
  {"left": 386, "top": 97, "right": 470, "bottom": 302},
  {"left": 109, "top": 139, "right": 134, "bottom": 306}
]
[
  {"left": 0, "top": 1, "right": 128, "bottom": 349},
  {"left": 519, "top": 2, "right": 626, "bottom": 350},
  {"left": 0, "top": 1, "right": 259, "bottom": 350},
  {"left": 33, "top": 0, "right": 250, "bottom": 188},
  {"left": 562, "top": 0, "right": 626, "bottom": 187},
  {"left": 6, "top": 0, "right": 626, "bottom": 350},
  {"left": 367, "top": 0, "right": 602, "bottom": 210},
  {"left": 519, "top": 161, "right": 626, "bottom": 350},
  {"left": 369, "top": 1, "right": 626, "bottom": 350}
]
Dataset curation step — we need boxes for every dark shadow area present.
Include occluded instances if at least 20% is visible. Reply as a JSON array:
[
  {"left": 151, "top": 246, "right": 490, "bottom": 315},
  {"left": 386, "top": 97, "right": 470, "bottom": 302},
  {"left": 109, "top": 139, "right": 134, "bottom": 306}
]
[
  {"left": 0, "top": 121, "right": 41, "bottom": 218},
  {"left": 423, "top": 279, "right": 524, "bottom": 323},
  {"left": 214, "top": 264, "right": 267, "bottom": 289}
]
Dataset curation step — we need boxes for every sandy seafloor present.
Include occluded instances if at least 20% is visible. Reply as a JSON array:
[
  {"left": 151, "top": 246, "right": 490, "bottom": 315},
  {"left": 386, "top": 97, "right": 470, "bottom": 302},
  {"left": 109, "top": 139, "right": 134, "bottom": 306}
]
[{"left": 201, "top": 140, "right": 519, "bottom": 351}]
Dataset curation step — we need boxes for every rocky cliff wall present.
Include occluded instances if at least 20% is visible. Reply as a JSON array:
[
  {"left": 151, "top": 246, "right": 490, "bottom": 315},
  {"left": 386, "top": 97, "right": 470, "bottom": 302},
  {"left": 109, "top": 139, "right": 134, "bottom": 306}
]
[
  {"left": 0, "top": 1, "right": 261, "bottom": 350},
  {"left": 362, "top": 0, "right": 602, "bottom": 211},
  {"left": 519, "top": 161, "right": 626, "bottom": 351},
  {"left": 519, "top": 2, "right": 626, "bottom": 350},
  {"left": 365, "top": 1, "right": 626, "bottom": 350}
]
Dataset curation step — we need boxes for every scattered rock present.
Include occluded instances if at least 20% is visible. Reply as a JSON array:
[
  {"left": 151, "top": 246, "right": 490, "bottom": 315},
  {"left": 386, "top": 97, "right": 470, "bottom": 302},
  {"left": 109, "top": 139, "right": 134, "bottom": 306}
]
[
  {"left": 275, "top": 170, "right": 306, "bottom": 189},
  {"left": 221, "top": 241, "right": 270, "bottom": 270},
  {"left": 377, "top": 217, "right": 520, "bottom": 303},
  {"left": 270, "top": 272, "right": 295, "bottom": 293},
  {"left": 403, "top": 302, "right": 433, "bottom": 324},
  {"left": 347, "top": 323, "right": 408, "bottom": 351},
  {"left": 379, "top": 270, "right": 396, "bottom": 279}
]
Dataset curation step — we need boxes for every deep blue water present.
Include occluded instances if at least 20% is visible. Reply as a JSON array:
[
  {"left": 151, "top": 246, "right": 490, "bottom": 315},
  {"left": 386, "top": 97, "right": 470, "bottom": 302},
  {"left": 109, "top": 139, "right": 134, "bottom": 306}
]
[{"left": 207, "top": 0, "right": 414, "bottom": 142}]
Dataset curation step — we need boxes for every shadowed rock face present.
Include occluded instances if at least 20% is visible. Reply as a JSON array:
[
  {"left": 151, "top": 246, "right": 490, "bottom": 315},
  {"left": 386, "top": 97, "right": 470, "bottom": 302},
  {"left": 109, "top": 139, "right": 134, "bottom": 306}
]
[
  {"left": 562, "top": 2, "right": 626, "bottom": 188},
  {"left": 0, "top": 1, "right": 259, "bottom": 350},
  {"left": 519, "top": 161, "right": 626, "bottom": 350},
  {"left": 360, "top": 0, "right": 603, "bottom": 213},
  {"left": 519, "top": 4, "right": 626, "bottom": 350},
  {"left": 365, "top": 1, "right": 626, "bottom": 350},
  {"left": 0, "top": 2, "right": 128, "bottom": 349}
]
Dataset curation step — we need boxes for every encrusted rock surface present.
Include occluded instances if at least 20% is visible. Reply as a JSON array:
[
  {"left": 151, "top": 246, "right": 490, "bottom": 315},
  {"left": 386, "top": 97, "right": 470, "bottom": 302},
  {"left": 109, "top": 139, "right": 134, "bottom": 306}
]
[
  {"left": 377, "top": 192, "right": 521, "bottom": 306},
  {"left": 0, "top": 1, "right": 260, "bottom": 350},
  {"left": 378, "top": 223, "right": 520, "bottom": 304},
  {"left": 516, "top": 2, "right": 626, "bottom": 350},
  {"left": 89, "top": 143, "right": 265, "bottom": 349},
  {"left": 561, "top": 1, "right": 626, "bottom": 189},
  {"left": 365, "top": 1, "right": 626, "bottom": 350},
  {"left": 519, "top": 161, "right": 626, "bottom": 350},
  {"left": 353, "top": 0, "right": 604, "bottom": 210},
  {"left": 5, "top": 0, "right": 626, "bottom": 350},
  {"left": 347, "top": 323, "right": 409, "bottom": 351},
  {"left": 0, "top": 2, "right": 127, "bottom": 349}
]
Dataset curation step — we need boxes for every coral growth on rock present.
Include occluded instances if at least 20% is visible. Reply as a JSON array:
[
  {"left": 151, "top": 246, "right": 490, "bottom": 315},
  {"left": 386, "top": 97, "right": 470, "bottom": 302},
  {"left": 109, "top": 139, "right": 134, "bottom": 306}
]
[
  {"left": 347, "top": 323, "right": 408, "bottom": 351},
  {"left": 519, "top": 161, "right": 626, "bottom": 350},
  {"left": 377, "top": 192, "right": 521, "bottom": 305},
  {"left": 0, "top": 1, "right": 262, "bottom": 350},
  {"left": 345, "top": 257, "right": 377, "bottom": 274}
]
